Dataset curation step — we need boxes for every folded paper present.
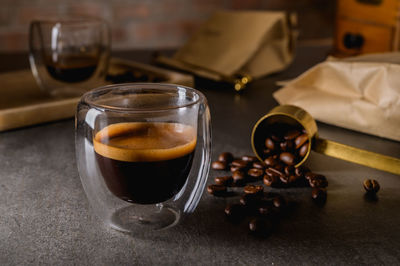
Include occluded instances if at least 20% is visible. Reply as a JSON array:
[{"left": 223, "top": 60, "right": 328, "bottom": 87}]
[{"left": 274, "top": 53, "right": 400, "bottom": 141}]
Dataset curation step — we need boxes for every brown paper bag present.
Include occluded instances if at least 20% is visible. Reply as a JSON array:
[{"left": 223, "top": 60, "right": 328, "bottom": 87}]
[
  {"left": 157, "top": 10, "right": 296, "bottom": 84},
  {"left": 273, "top": 53, "right": 400, "bottom": 141}
]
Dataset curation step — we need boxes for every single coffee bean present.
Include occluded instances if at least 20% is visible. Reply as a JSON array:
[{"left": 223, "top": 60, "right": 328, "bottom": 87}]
[
  {"left": 309, "top": 175, "right": 328, "bottom": 188},
  {"left": 295, "top": 133, "right": 308, "bottom": 149},
  {"left": 265, "top": 167, "right": 284, "bottom": 178},
  {"left": 263, "top": 174, "right": 279, "bottom": 187},
  {"left": 252, "top": 161, "right": 265, "bottom": 169},
  {"left": 363, "top": 179, "right": 380, "bottom": 194},
  {"left": 295, "top": 165, "right": 310, "bottom": 177},
  {"left": 280, "top": 140, "right": 293, "bottom": 151},
  {"left": 214, "top": 176, "right": 233, "bottom": 186},
  {"left": 218, "top": 152, "right": 234, "bottom": 163},
  {"left": 231, "top": 159, "right": 249, "bottom": 168},
  {"left": 244, "top": 185, "right": 264, "bottom": 195},
  {"left": 298, "top": 142, "right": 309, "bottom": 157},
  {"left": 230, "top": 165, "right": 244, "bottom": 173},
  {"left": 272, "top": 196, "right": 287, "bottom": 209},
  {"left": 249, "top": 218, "right": 273, "bottom": 236},
  {"left": 247, "top": 168, "right": 264, "bottom": 179},
  {"left": 279, "top": 152, "right": 296, "bottom": 165},
  {"left": 284, "top": 129, "right": 301, "bottom": 140},
  {"left": 265, "top": 138, "right": 275, "bottom": 150},
  {"left": 279, "top": 175, "right": 290, "bottom": 185},
  {"left": 207, "top": 184, "right": 227, "bottom": 196},
  {"left": 305, "top": 171, "right": 319, "bottom": 181},
  {"left": 225, "top": 204, "right": 245, "bottom": 223},
  {"left": 242, "top": 155, "right": 257, "bottom": 162},
  {"left": 232, "top": 170, "right": 247, "bottom": 186},
  {"left": 239, "top": 193, "right": 260, "bottom": 206},
  {"left": 211, "top": 161, "right": 227, "bottom": 170},
  {"left": 264, "top": 156, "right": 278, "bottom": 167},
  {"left": 311, "top": 188, "right": 327, "bottom": 202},
  {"left": 284, "top": 165, "right": 295, "bottom": 176}
]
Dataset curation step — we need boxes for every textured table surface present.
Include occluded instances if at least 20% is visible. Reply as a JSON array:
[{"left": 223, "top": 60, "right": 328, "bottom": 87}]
[{"left": 1, "top": 46, "right": 400, "bottom": 265}]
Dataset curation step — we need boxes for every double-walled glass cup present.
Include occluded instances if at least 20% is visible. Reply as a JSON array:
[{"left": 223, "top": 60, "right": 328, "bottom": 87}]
[
  {"left": 75, "top": 83, "right": 211, "bottom": 233},
  {"left": 29, "top": 17, "right": 110, "bottom": 97}
]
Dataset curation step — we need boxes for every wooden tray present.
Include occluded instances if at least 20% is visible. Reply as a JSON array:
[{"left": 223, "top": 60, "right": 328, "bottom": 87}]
[{"left": 0, "top": 58, "right": 193, "bottom": 132}]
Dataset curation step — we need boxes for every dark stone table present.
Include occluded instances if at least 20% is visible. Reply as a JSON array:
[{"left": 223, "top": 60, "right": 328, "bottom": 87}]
[{"left": 1, "top": 46, "right": 400, "bottom": 265}]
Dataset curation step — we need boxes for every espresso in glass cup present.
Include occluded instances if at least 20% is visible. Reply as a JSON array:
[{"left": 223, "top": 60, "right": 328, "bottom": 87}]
[
  {"left": 75, "top": 83, "right": 211, "bottom": 233},
  {"left": 29, "top": 17, "right": 110, "bottom": 97}
]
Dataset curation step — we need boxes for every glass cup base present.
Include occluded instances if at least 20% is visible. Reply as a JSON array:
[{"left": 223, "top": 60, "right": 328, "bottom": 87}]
[{"left": 109, "top": 203, "right": 180, "bottom": 233}]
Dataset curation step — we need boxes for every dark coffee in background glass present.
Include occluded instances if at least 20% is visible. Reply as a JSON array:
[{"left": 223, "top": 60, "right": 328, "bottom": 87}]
[{"left": 94, "top": 122, "right": 196, "bottom": 204}]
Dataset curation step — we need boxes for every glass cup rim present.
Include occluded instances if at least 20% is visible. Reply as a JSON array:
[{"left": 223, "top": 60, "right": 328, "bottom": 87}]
[
  {"left": 81, "top": 83, "right": 204, "bottom": 112},
  {"left": 30, "top": 16, "right": 106, "bottom": 26}
]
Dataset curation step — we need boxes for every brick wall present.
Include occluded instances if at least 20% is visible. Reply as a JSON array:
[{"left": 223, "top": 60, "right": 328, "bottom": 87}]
[{"left": 0, "top": 0, "right": 335, "bottom": 52}]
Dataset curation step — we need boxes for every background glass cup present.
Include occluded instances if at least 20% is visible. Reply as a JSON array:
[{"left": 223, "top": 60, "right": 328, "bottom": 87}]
[
  {"left": 29, "top": 17, "right": 110, "bottom": 97},
  {"left": 75, "top": 83, "right": 212, "bottom": 233}
]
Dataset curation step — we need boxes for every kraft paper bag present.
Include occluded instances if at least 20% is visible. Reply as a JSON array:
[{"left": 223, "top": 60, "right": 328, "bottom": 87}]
[
  {"left": 273, "top": 53, "right": 400, "bottom": 141},
  {"left": 156, "top": 10, "right": 296, "bottom": 82}
]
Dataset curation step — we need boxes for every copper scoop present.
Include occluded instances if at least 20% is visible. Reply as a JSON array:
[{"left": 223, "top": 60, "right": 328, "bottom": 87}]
[{"left": 251, "top": 105, "right": 400, "bottom": 175}]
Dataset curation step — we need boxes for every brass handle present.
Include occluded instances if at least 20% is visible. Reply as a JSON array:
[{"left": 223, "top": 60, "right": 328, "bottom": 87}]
[{"left": 313, "top": 138, "right": 400, "bottom": 175}]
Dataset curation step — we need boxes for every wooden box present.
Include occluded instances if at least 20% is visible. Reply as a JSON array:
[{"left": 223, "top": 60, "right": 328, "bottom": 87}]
[{"left": 335, "top": 0, "right": 400, "bottom": 55}]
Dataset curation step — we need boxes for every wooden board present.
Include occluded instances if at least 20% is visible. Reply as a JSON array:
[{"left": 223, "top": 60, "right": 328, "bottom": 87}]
[{"left": 0, "top": 58, "right": 193, "bottom": 132}]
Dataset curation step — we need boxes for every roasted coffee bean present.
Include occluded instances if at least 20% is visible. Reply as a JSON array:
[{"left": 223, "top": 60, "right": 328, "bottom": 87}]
[
  {"left": 279, "top": 175, "right": 290, "bottom": 185},
  {"left": 252, "top": 161, "right": 265, "bottom": 169},
  {"left": 225, "top": 204, "right": 245, "bottom": 223},
  {"left": 271, "top": 134, "right": 282, "bottom": 142},
  {"left": 232, "top": 170, "right": 247, "bottom": 186},
  {"left": 295, "top": 166, "right": 310, "bottom": 177},
  {"left": 363, "top": 179, "right": 380, "bottom": 194},
  {"left": 230, "top": 165, "right": 244, "bottom": 173},
  {"left": 214, "top": 176, "right": 233, "bottom": 186},
  {"left": 298, "top": 142, "right": 309, "bottom": 157},
  {"left": 288, "top": 175, "right": 303, "bottom": 186},
  {"left": 309, "top": 174, "right": 328, "bottom": 188},
  {"left": 311, "top": 188, "right": 327, "bottom": 202},
  {"left": 264, "top": 156, "right": 278, "bottom": 167},
  {"left": 249, "top": 218, "right": 273, "bottom": 236},
  {"left": 263, "top": 149, "right": 274, "bottom": 156},
  {"left": 247, "top": 168, "right": 264, "bottom": 179},
  {"left": 305, "top": 172, "right": 318, "bottom": 181},
  {"left": 211, "top": 161, "right": 227, "bottom": 170},
  {"left": 284, "top": 129, "right": 301, "bottom": 140},
  {"left": 231, "top": 159, "right": 249, "bottom": 168},
  {"left": 265, "top": 167, "right": 284, "bottom": 178},
  {"left": 272, "top": 196, "right": 287, "bottom": 209},
  {"left": 284, "top": 165, "right": 295, "bottom": 176},
  {"left": 258, "top": 204, "right": 274, "bottom": 216},
  {"left": 207, "top": 184, "right": 227, "bottom": 196},
  {"left": 265, "top": 138, "right": 275, "bottom": 150},
  {"left": 263, "top": 174, "right": 279, "bottom": 187},
  {"left": 240, "top": 193, "right": 260, "bottom": 206},
  {"left": 274, "top": 163, "right": 284, "bottom": 172},
  {"left": 242, "top": 155, "right": 257, "bottom": 162},
  {"left": 279, "top": 152, "right": 296, "bottom": 165},
  {"left": 244, "top": 185, "right": 264, "bottom": 195},
  {"left": 295, "top": 133, "right": 308, "bottom": 149},
  {"left": 280, "top": 140, "right": 293, "bottom": 151},
  {"left": 218, "top": 152, "right": 234, "bottom": 163}
]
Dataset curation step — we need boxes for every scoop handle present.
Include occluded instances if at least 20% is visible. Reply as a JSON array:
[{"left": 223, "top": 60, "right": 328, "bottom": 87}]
[{"left": 312, "top": 137, "right": 400, "bottom": 175}]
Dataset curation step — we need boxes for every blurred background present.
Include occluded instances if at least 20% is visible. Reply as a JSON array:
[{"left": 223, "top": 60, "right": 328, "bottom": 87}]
[{"left": 0, "top": 0, "right": 335, "bottom": 52}]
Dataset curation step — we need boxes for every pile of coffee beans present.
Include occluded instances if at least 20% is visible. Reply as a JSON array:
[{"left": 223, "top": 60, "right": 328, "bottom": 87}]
[{"left": 208, "top": 150, "right": 328, "bottom": 237}]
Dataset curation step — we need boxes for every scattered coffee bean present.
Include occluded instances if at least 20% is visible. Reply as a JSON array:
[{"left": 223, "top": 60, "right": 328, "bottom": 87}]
[
  {"left": 218, "top": 152, "right": 234, "bottom": 163},
  {"left": 244, "top": 185, "right": 264, "bottom": 195},
  {"left": 249, "top": 218, "right": 273, "bottom": 236},
  {"left": 252, "top": 161, "right": 265, "bottom": 169},
  {"left": 207, "top": 184, "right": 227, "bottom": 196},
  {"left": 288, "top": 175, "right": 302, "bottom": 186},
  {"left": 242, "top": 155, "right": 257, "bottom": 162},
  {"left": 280, "top": 140, "right": 293, "bottom": 151},
  {"left": 239, "top": 193, "right": 260, "bottom": 206},
  {"left": 279, "top": 175, "right": 290, "bottom": 185},
  {"left": 294, "top": 133, "right": 308, "bottom": 149},
  {"left": 232, "top": 170, "right": 246, "bottom": 186},
  {"left": 231, "top": 159, "right": 249, "bottom": 168},
  {"left": 264, "top": 156, "right": 278, "bottom": 167},
  {"left": 363, "top": 179, "right": 380, "bottom": 194},
  {"left": 279, "top": 152, "right": 296, "bottom": 165},
  {"left": 309, "top": 174, "right": 328, "bottom": 188},
  {"left": 295, "top": 166, "right": 310, "bottom": 177},
  {"left": 247, "top": 168, "right": 264, "bottom": 179},
  {"left": 272, "top": 196, "right": 286, "bottom": 209},
  {"left": 215, "top": 176, "right": 233, "bottom": 186},
  {"left": 211, "top": 161, "right": 227, "bottom": 170},
  {"left": 284, "top": 165, "right": 295, "bottom": 176},
  {"left": 305, "top": 172, "right": 319, "bottom": 181},
  {"left": 265, "top": 167, "right": 284, "bottom": 178},
  {"left": 225, "top": 204, "right": 245, "bottom": 223},
  {"left": 263, "top": 174, "right": 279, "bottom": 187},
  {"left": 311, "top": 188, "right": 327, "bottom": 203},
  {"left": 230, "top": 165, "right": 243, "bottom": 172}
]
